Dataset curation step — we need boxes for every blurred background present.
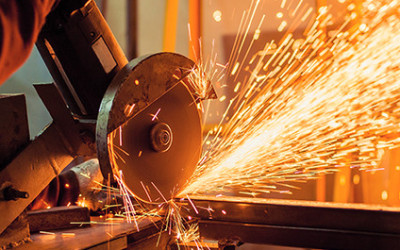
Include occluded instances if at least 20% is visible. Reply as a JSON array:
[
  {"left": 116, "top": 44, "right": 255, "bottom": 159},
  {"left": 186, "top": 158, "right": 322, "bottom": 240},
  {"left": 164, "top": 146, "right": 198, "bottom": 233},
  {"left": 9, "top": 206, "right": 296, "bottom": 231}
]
[{"left": 1, "top": 0, "right": 399, "bottom": 209}]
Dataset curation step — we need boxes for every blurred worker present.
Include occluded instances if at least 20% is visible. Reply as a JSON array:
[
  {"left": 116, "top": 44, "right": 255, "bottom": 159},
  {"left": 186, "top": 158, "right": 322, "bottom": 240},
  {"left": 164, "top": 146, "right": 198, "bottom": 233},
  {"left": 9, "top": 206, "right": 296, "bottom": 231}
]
[
  {"left": 0, "top": 1, "right": 57, "bottom": 84},
  {"left": 0, "top": 0, "right": 87, "bottom": 83}
]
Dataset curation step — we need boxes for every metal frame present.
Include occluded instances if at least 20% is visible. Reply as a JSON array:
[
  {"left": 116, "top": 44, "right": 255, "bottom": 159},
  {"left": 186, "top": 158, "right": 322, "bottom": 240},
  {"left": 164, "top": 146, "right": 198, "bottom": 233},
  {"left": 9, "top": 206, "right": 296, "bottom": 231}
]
[{"left": 185, "top": 196, "right": 400, "bottom": 249}]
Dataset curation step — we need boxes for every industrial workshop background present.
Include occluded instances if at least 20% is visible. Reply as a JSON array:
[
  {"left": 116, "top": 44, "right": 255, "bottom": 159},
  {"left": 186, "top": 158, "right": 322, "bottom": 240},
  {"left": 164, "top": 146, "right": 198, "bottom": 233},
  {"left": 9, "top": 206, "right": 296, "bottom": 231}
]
[{"left": 1, "top": 0, "right": 398, "bottom": 212}]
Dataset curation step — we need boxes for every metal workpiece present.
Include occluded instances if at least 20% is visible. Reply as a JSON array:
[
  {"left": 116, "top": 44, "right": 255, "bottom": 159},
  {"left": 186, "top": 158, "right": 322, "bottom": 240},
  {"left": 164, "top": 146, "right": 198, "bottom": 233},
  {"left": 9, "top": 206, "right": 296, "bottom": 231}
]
[
  {"left": 19, "top": 216, "right": 167, "bottom": 249},
  {"left": 27, "top": 206, "right": 90, "bottom": 233},
  {"left": 96, "top": 52, "right": 202, "bottom": 202},
  {"left": 36, "top": 0, "right": 128, "bottom": 117},
  {"left": 182, "top": 196, "right": 400, "bottom": 249}
]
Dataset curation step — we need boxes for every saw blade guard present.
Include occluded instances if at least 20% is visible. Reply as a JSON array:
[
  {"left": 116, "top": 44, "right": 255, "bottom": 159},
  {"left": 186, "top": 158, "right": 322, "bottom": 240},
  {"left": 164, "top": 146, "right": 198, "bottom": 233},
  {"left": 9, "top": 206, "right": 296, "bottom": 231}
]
[{"left": 96, "top": 52, "right": 203, "bottom": 203}]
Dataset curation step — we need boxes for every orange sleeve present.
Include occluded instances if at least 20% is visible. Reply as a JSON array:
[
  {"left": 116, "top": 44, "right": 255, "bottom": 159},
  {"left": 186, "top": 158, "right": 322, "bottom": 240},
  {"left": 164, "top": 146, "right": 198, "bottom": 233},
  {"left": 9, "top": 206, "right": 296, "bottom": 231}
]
[{"left": 0, "top": 0, "right": 57, "bottom": 84}]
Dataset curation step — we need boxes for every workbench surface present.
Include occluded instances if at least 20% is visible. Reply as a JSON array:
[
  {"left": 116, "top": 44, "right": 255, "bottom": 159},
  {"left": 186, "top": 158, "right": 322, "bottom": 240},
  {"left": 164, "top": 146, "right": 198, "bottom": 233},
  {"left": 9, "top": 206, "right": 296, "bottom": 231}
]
[{"left": 18, "top": 216, "right": 164, "bottom": 249}]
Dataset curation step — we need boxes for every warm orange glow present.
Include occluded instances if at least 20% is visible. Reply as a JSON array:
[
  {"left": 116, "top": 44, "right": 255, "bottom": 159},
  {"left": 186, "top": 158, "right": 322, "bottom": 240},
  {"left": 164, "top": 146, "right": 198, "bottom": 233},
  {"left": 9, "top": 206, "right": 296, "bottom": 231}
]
[
  {"left": 163, "top": 0, "right": 179, "bottom": 52},
  {"left": 180, "top": 0, "right": 400, "bottom": 197},
  {"left": 189, "top": 0, "right": 201, "bottom": 61},
  {"left": 340, "top": 176, "right": 346, "bottom": 186},
  {"left": 382, "top": 190, "right": 388, "bottom": 200},
  {"left": 353, "top": 174, "right": 360, "bottom": 185},
  {"left": 213, "top": 10, "right": 222, "bottom": 22},
  {"left": 77, "top": 197, "right": 87, "bottom": 208}
]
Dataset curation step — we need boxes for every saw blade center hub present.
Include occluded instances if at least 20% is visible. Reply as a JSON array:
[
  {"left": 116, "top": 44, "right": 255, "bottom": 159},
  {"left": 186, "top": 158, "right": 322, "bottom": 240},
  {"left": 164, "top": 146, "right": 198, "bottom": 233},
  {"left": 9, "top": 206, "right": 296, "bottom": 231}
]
[{"left": 150, "top": 122, "right": 173, "bottom": 152}]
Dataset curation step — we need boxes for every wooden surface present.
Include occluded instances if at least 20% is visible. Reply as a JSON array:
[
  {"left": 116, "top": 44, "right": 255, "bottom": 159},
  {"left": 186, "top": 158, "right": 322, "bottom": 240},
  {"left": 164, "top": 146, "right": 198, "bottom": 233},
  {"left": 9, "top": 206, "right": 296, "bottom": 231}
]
[{"left": 18, "top": 216, "right": 163, "bottom": 250}]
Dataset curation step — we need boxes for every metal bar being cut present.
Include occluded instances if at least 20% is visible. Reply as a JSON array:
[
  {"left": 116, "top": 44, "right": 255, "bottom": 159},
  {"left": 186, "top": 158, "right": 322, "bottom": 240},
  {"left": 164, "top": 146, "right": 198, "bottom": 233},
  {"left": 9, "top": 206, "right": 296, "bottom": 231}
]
[{"left": 183, "top": 195, "right": 400, "bottom": 249}]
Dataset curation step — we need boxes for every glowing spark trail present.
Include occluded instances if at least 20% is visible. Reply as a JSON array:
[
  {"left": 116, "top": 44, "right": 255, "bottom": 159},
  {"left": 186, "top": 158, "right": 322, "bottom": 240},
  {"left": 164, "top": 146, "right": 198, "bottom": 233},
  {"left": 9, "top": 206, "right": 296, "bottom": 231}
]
[{"left": 181, "top": 0, "right": 400, "bottom": 196}]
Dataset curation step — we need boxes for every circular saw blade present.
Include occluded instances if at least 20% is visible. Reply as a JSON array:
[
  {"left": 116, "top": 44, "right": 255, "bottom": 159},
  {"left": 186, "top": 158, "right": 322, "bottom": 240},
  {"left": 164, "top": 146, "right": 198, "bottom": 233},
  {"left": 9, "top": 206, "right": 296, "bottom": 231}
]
[
  {"left": 110, "top": 83, "right": 202, "bottom": 202},
  {"left": 96, "top": 53, "right": 202, "bottom": 202}
]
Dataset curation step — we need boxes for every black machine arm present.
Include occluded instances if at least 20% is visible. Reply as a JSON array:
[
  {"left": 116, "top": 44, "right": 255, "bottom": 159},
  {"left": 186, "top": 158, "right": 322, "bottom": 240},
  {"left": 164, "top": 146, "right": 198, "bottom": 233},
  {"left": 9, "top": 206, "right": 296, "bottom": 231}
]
[{"left": 36, "top": 0, "right": 128, "bottom": 118}]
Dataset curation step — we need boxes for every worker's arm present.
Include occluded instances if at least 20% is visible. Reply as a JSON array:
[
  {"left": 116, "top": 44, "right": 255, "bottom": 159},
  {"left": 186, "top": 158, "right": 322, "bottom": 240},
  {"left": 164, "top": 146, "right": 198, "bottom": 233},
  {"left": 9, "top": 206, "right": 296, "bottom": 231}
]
[{"left": 0, "top": 0, "right": 57, "bottom": 84}]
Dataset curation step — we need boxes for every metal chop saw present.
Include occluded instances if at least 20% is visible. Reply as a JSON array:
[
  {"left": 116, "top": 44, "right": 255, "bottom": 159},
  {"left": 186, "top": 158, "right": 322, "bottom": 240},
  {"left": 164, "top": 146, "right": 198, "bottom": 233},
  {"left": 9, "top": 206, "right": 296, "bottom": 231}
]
[{"left": 0, "top": 0, "right": 207, "bottom": 234}]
